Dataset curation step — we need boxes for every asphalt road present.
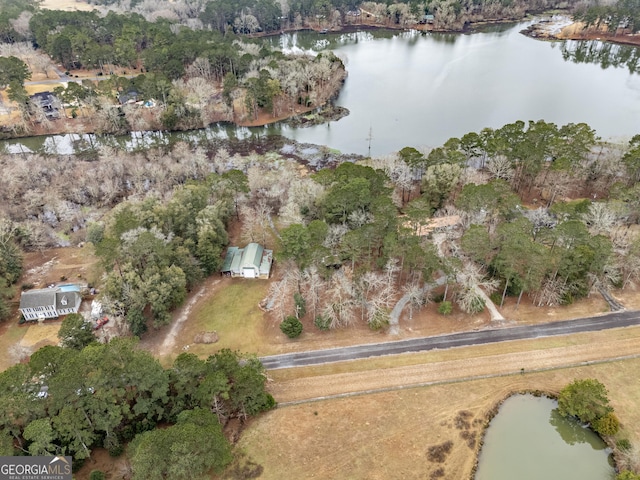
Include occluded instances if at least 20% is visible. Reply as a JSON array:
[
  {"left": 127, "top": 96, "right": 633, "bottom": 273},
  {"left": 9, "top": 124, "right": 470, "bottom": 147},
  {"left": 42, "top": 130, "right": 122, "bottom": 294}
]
[{"left": 259, "top": 309, "right": 640, "bottom": 370}]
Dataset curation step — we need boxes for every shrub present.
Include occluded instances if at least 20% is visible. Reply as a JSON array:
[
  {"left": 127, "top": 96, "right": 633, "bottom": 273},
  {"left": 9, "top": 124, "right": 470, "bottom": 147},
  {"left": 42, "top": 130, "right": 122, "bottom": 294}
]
[
  {"left": 280, "top": 315, "right": 303, "bottom": 338},
  {"left": 616, "top": 471, "right": 640, "bottom": 480},
  {"left": 617, "top": 439, "right": 632, "bottom": 451},
  {"left": 593, "top": 412, "right": 620, "bottom": 436},
  {"left": 86, "top": 223, "right": 104, "bottom": 245},
  {"left": 432, "top": 293, "right": 444, "bottom": 303},
  {"left": 293, "top": 292, "right": 306, "bottom": 318},
  {"left": 438, "top": 301, "right": 453, "bottom": 315},
  {"left": 108, "top": 443, "right": 124, "bottom": 457},
  {"left": 368, "top": 309, "right": 389, "bottom": 330},
  {"left": 314, "top": 315, "right": 331, "bottom": 331},
  {"left": 490, "top": 292, "right": 502, "bottom": 305},
  {"left": 426, "top": 440, "right": 453, "bottom": 463},
  {"left": 89, "top": 471, "right": 106, "bottom": 480}
]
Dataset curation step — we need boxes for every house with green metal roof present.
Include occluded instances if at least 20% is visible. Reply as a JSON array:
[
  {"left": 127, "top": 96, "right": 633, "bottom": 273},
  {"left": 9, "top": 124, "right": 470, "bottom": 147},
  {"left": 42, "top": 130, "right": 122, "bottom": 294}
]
[{"left": 221, "top": 243, "right": 273, "bottom": 279}]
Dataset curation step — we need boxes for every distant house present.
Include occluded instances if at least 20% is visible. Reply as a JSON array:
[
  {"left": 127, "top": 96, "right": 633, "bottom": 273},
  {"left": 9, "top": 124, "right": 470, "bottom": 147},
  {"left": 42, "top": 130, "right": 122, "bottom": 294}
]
[
  {"left": 118, "top": 90, "right": 139, "bottom": 105},
  {"left": 221, "top": 243, "right": 273, "bottom": 279},
  {"left": 421, "top": 14, "right": 435, "bottom": 24},
  {"left": 29, "top": 92, "right": 61, "bottom": 119},
  {"left": 19, "top": 285, "right": 82, "bottom": 321}
]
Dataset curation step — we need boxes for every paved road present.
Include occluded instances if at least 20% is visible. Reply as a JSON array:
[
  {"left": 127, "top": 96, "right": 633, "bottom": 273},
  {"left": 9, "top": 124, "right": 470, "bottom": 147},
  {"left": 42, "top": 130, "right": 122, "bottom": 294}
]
[{"left": 260, "top": 309, "right": 640, "bottom": 370}]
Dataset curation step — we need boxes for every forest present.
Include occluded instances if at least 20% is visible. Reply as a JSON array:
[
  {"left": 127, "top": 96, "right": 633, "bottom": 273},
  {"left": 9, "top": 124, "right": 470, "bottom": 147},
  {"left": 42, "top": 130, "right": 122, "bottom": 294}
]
[
  {"left": 574, "top": 0, "right": 640, "bottom": 35},
  {"left": 0, "top": 335, "right": 274, "bottom": 478},
  {"left": 0, "top": 6, "right": 347, "bottom": 136},
  {"left": 2, "top": 120, "right": 640, "bottom": 337},
  {"left": 0, "top": 0, "right": 596, "bottom": 46}
]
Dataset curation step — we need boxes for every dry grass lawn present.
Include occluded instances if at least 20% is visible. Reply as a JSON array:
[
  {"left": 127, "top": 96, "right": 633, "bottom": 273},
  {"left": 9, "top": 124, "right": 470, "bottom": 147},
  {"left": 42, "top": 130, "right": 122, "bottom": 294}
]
[
  {"left": 239, "top": 354, "right": 640, "bottom": 480},
  {"left": 19, "top": 322, "right": 61, "bottom": 348},
  {"left": 0, "top": 323, "right": 28, "bottom": 371},
  {"left": 174, "top": 279, "right": 272, "bottom": 358}
]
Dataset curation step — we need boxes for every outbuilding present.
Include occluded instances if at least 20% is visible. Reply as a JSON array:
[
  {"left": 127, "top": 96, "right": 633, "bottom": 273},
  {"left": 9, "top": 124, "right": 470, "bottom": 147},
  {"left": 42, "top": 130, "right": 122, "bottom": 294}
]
[{"left": 221, "top": 243, "right": 273, "bottom": 279}]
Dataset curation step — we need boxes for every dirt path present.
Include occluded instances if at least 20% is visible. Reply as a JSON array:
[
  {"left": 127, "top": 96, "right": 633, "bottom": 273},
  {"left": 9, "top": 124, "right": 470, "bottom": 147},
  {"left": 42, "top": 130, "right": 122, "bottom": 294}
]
[
  {"left": 156, "top": 279, "right": 220, "bottom": 357},
  {"left": 269, "top": 328, "right": 640, "bottom": 404}
]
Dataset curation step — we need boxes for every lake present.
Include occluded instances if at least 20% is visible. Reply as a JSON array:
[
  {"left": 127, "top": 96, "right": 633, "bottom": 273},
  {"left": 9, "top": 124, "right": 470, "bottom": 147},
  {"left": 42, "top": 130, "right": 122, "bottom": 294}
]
[
  {"left": 260, "top": 22, "right": 640, "bottom": 156},
  {"left": 3, "top": 20, "right": 640, "bottom": 156},
  {"left": 475, "top": 394, "right": 614, "bottom": 480}
]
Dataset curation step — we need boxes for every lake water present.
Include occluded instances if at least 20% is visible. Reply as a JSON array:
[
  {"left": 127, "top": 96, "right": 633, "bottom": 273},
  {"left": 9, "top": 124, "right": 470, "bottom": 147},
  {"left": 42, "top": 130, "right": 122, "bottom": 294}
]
[
  {"left": 475, "top": 394, "right": 615, "bottom": 480},
  {"left": 260, "top": 23, "right": 640, "bottom": 156},
  {"left": 3, "top": 20, "right": 640, "bottom": 156}
]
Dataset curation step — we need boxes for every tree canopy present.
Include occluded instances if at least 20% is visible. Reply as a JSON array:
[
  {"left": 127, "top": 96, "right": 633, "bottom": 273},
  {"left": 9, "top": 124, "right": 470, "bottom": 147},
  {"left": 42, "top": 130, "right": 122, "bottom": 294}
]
[{"left": 0, "top": 340, "right": 274, "bottom": 465}]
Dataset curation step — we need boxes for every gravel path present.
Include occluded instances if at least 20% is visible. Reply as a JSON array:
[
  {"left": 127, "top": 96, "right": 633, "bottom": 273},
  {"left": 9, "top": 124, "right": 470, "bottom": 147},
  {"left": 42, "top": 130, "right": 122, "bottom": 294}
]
[{"left": 157, "top": 279, "right": 220, "bottom": 357}]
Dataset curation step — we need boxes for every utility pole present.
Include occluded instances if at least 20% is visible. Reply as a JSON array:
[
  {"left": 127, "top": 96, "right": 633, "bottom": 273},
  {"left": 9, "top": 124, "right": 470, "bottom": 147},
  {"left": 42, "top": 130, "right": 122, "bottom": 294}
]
[{"left": 366, "top": 125, "right": 373, "bottom": 157}]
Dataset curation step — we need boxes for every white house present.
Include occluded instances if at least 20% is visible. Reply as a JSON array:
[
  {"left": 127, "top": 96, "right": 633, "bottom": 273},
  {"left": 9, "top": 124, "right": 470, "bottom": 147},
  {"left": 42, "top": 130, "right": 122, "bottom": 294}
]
[
  {"left": 221, "top": 243, "right": 273, "bottom": 279},
  {"left": 19, "top": 285, "right": 82, "bottom": 321}
]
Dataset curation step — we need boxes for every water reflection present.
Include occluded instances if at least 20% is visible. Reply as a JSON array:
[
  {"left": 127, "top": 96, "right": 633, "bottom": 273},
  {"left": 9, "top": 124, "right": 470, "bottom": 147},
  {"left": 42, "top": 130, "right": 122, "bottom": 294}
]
[
  {"left": 560, "top": 40, "right": 640, "bottom": 74},
  {"left": 548, "top": 408, "right": 605, "bottom": 448},
  {"left": 475, "top": 395, "right": 614, "bottom": 480}
]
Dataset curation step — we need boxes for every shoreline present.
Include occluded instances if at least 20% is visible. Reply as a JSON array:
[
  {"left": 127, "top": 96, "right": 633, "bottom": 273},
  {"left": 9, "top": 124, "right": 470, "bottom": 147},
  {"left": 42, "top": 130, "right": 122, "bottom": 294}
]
[
  {"left": 520, "top": 16, "right": 640, "bottom": 48},
  {"left": 4, "top": 14, "right": 640, "bottom": 143}
]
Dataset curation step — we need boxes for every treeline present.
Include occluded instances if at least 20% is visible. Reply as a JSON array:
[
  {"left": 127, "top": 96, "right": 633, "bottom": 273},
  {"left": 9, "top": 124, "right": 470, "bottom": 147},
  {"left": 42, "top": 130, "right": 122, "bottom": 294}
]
[
  {"left": 0, "top": 0, "right": 591, "bottom": 41},
  {"left": 275, "top": 162, "right": 415, "bottom": 330},
  {"left": 0, "top": 338, "right": 274, "bottom": 477},
  {"left": 355, "top": 0, "right": 586, "bottom": 30},
  {"left": 574, "top": 0, "right": 640, "bottom": 34},
  {"left": 4, "top": 120, "right": 640, "bottom": 331},
  {"left": 0, "top": 0, "right": 37, "bottom": 43},
  {"left": 402, "top": 120, "right": 640, "bottom": 308},
  {"left": 556, "top": 378, "right": 640, "bottom": 480},
  {"left": 29, "top": 10, "right": 244, "bottom": 75}
]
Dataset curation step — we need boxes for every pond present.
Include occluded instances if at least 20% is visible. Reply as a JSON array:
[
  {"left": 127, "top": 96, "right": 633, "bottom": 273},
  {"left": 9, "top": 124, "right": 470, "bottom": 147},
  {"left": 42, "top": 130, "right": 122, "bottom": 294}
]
[
  {"left": 3, "top": 20, "right": 640, "bottom": 156},
  {"left": 475, "top": 394, "right": 615, "bottom": 480}
]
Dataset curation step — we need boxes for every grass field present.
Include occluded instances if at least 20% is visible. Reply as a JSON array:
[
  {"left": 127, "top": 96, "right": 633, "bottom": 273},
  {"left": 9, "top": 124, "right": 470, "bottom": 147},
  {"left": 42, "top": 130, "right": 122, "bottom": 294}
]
[
  {"left": 238, "top": 355, "right": 640, "bottom": 480},
  {"left": 178, "top": 279, "right": 272, "bottom": 358}
]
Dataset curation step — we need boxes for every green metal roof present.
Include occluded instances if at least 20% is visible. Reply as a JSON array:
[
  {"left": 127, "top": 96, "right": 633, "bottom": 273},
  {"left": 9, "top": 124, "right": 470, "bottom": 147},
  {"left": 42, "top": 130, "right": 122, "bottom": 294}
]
[
  {"left": 242, "top": 243, "right": 263, "bottom": 270},
  {"left": 221, "top": 247, "right": 239, "bottom": 272}
]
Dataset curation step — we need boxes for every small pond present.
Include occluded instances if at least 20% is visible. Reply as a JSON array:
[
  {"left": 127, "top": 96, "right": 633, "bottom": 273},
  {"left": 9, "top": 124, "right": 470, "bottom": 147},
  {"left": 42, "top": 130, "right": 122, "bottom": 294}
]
[{"left": 475, "top": 394, "right": 615, "bottom": 480}]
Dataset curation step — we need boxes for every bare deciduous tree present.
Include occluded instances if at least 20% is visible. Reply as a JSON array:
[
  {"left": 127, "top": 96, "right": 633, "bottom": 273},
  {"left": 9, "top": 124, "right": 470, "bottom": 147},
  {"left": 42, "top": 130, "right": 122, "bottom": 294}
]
[
  {"left": 534, "top": 277, "right": 568, "bottom": 307},
  {"left": 486, "top": 154, "right": 514, "bottom": 181},
  {"left": 321, "top": 269, "right": 356, "bottom": 329},
  {"left": 455, "top": 263, "right": 499, "bottom": 314},
  {"left": 582, "top": 202, "right": 617, "bottom": 236},
  {"left": 402, "top": 281, "right": 430, "bottom": 320}
]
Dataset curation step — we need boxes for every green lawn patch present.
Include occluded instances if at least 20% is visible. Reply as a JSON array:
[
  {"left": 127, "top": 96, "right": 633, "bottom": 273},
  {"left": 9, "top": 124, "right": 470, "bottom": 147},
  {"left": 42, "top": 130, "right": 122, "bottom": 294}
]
[{"left": 183, "top": 279, "right": 272, "bottom": 358}]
